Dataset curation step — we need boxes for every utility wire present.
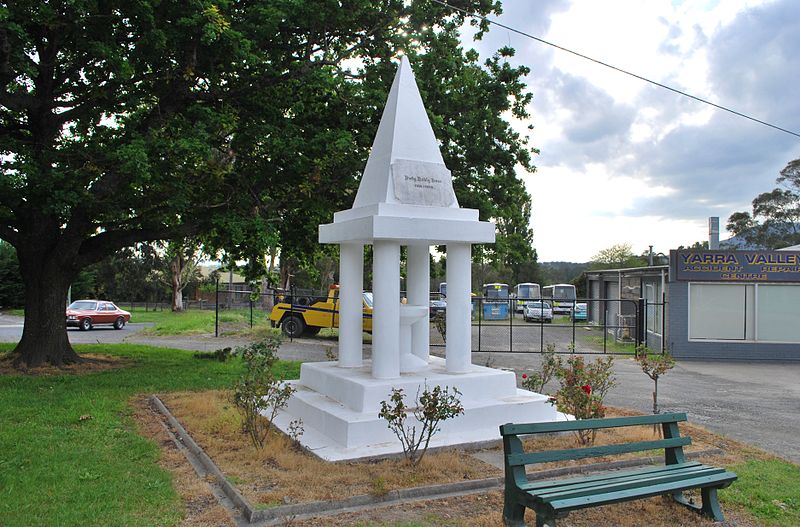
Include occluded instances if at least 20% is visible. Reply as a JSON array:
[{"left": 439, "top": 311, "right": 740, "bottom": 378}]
[{"left": 430, "top": 0, "right": 800, "bottom": 139}]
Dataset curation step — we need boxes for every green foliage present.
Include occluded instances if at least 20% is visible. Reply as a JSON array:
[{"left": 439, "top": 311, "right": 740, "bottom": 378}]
[
  {"left": 635, "top": 346, "right": 676, "bottom": 415},
  {"left": 521, "top": 344, "right": 559, "bottom": 393},
  {"left": 0, "top": 342, "right": 300, "bottom": 527},
  {"left": 1, "top": 0, "right": 539, "bottom": 363},
  {"left": 722, "top": 459, "right": 800, "bottom": 526},
  {"left": 0, "top": 241, "right": 23, "bottom": 307},
  {"left": 378, "top": 384, "right": 464, "bottom": 466},
  {"left": 727, "top": 158, "right": 800, "bottom": 249},
  {"left": 232, "top": 337, "right": 294, "bottom": 449},
  {"left": 549, "top": 354, "right": 616, "bottom": 445},
  {"left": 589, "top": 243, "right": 647, "bottom": 270}
]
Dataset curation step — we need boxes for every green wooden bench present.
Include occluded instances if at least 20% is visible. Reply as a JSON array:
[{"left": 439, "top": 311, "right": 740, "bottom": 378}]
[{"left": 500, "top": 413, "right": 737, "bottom": 527}]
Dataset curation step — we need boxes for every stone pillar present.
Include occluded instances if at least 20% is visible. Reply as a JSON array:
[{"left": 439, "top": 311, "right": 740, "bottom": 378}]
[
  {"left": 372, "top": 241, "right": 400, "bottom": 379},
  {"left": 338, "top": 243, "right": 363, "bottom": 368},
  {"left": 446, "top": 243, "right": 472, "bottom": 373},
  {"left": 407, "top": 244, "right": 430, "bottom": 362}
]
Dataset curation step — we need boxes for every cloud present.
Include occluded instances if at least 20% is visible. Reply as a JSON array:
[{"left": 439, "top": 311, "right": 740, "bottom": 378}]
[{"left": 463, "top": 0, "right": 800, "bottom": 260}]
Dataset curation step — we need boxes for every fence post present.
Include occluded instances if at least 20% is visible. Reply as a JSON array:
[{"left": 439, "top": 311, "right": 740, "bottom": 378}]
[
  {"left": 637, "top": 297, "right": 646, "bottom": 349},
  {"left": 477, "top": 297, "right": 482, "bottom": 353},
  {"left": 602, "top": 298, "right": 607, "bottom": 354},
  {"left": 215, "top": 278, "right": 219, "bottom": 338},
  {"left": 509, "top": 299, "right": 513, "bottom": 353},
  {"left": 661, "top": 291, "right": 667, "bottom": 354},
  {"left": 571, "top": 300, "right": 576, "bottom": 349},
  {"left": 250, "top": 297, "right": 253, "bottom": 329}
]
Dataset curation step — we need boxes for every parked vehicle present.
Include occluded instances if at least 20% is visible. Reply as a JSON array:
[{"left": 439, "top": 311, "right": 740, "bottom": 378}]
[
  {"left": 542, "top": 283, "right": 577, "bottom": 315},
  {"left": 572, "top": 302, "right": 588, "bottom": 321},
  {"left": 66, "top": 300, "right": 131, "bottom": 331},
  {"left": 270, "top": 285, "right": 373, "bottom": 338},
  {"left": 513, "top": 282, "right": 541, "bottom": 313},
  {"left": 523, "top": 301, "right": 553, "bottom": 323},
  {"left": 429, "top": 298, "right": 447, "bottom": 315}
]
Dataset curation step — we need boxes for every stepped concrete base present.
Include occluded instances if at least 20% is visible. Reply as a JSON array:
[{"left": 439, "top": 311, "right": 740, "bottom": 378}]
[{"left": 271, "top": 357, "right": 563, "bottom": 461}]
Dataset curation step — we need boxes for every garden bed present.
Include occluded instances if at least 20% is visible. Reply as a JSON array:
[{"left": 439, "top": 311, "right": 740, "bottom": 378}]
[{"left": 136, "top": 389, "right": 788, "bottom": 527}]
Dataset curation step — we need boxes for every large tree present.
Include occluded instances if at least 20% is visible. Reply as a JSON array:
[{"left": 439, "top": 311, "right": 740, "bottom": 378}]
[
  {"left": 1, "top": 0, "right": 537, "bottom": 366},
  {"left": 727, "top": 158, "right": 800, "bottom": 249}
]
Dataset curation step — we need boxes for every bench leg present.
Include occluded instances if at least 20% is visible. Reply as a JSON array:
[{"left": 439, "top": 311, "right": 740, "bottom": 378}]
[
  {"left": 502, "top": 499, "right": 527, "bottom": 527},
  {"left": 535, "top": 510, "right": 556, "bottom": 527},
  {"left": 700, "top": 487, "right": 725, "bottom": 522},
  {"left": 672, "top": 489, "right": 725, "bottom": 523}
]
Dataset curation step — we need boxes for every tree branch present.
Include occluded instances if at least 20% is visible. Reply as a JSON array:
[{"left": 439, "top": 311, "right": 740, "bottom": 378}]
[
  {"left": 77, "top": 223, "right": 201, "bottom": 267},
  {"left": 0, "top": 224, "right": 20, "bottom": 246}
]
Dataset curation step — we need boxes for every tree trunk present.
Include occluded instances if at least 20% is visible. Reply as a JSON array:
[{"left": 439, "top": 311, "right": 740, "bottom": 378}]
[
  {"left": 13, "top": 257, "right": 80, "bottom": 367},
  {"left": 171, "top": 255, "right": 184, "bottom": 312}
]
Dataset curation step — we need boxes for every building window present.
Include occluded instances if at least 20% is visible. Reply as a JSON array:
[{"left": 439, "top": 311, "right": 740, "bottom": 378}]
[
  {"left": 644, "top": 282, "right": 663, "bottom": 336},
  {"left": 756, "top": 285, "right": 800, "bottom": 342},
  {"left": 689, "top": 283, "right": 800, "bottom": 342}
]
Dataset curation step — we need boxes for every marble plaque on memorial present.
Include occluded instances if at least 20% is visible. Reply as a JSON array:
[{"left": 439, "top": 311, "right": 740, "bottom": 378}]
[{"left": 391, "top": 159, "right": 457, "bottom": 207}]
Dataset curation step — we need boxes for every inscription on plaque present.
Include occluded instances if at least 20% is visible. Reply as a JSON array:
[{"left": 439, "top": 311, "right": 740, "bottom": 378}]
[{"left": 391, "top": 159, "right": 457, "bottom": 207}]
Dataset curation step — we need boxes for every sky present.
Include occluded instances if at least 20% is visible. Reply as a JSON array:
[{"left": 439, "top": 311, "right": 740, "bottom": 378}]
[{"left": 462, "top": 0, "right": 800, "bottom": 262}]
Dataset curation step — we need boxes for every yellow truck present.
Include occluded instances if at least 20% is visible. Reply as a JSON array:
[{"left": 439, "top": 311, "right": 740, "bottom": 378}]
[{"left": 269, "top": 285, "right": 373, "bottom": 338}]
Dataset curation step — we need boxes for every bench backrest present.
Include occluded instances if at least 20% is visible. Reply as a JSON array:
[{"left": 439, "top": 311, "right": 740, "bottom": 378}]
[{"left": 500, "top": 413, "right": 690, "bottom": 482}]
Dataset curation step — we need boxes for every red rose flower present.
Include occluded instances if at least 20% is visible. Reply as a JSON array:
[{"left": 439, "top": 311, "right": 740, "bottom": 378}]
[
  {"left": 581, "top": 384, "right": 592, "bottom": 395},
  {"left": 522, "top": 374, "right": 527, "bottom": 379}
]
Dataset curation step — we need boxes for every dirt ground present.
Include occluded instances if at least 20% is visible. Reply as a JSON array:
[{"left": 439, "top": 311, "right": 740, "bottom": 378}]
[
  {"left": 0, "top": 352, "right": 132, "bottom": 376},
  {"left": 132, "top": 391, "right": 769, "bottom": 527}
]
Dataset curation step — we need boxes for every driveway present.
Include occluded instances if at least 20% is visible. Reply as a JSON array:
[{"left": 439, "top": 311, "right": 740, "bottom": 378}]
[{"left": 2, "top": 313, "right": 798, "bottom": 463}]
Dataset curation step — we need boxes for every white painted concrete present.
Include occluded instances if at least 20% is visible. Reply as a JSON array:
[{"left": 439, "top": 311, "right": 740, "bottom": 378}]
[
  {"left": 285, "top": 57, "right": 557, "bottom": 461},
  {"left": 399, "top": 304, "right": 428, "bottom": 373},
  {"left": 372, "top": 241, "right": 400, "bottom": 379},
  {"left": 407, "top": 244, "right": 430, "bottom": 363},
  {"left": 272, "top": 357, "right": 564, "bottom": 461},
  {"left": 446, "top": 243, "right": 472, "bottom": 374},
  {"left": 352, "top": 56, "right": 457, "bottom": 210},
  {"left": 338, "top": 243, "right": 363, "bottom": 368}
]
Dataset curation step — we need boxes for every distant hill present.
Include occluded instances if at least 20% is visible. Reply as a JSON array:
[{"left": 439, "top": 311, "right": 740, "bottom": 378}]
[
  {"left": 720, "top": 223, "right": 800, "bottom": 250},
  {"left": 539, "top": 261, "right": 588, "bottom": 285}
]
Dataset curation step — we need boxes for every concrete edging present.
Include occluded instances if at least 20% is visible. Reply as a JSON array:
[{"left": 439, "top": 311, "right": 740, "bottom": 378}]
[{"left": 149, "top": 394, "right": 723, "bottom": 525}]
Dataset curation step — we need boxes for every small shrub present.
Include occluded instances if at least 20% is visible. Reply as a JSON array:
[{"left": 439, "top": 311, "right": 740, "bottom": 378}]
[
  {"left": 432, "top": 312, "right": 446, "bottom": 342},
  {"left": 521, "top": 343, "right": 560, "bottom": 393},
  {"left": 194, "top": 347, "right": 234, "bottom": 361},
  {"left": 550, "top": 354, "right": 616, "bottom": 445},
  {"left": 232, "top": 336, "right": 294, "bottom": 449},
  {"left": 636, "top": 345, "right": 675, "bottom": 415},
  {"left": 378, "top": 384, "right": 463, "bottom": 466},
  {"left": 288, "top": 418, "right": 304, "bottom": 442}
]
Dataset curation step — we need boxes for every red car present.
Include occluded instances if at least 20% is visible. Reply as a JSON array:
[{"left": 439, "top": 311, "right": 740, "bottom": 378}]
[{"left": 66, "top": 300, "right": 131, "bottom": 331}]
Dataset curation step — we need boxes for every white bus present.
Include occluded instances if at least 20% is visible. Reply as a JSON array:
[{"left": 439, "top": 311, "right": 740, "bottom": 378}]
[
  {"left": 542, "top": 283, "right": 577, "bottom": 315},
  {"left": 513, "top": 283, "right": 541, "bottom": 313}
]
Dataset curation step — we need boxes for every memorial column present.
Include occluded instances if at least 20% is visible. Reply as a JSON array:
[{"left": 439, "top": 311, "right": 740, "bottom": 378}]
[
  {"left": 338, "top": 243, "right": 363, "bottom": 368},
  {"left": 407, "top": 244, "right": 430, "bottom": 362},
  {"left": 445, "top": 242, "right": 472, "bottom": 373},
  {"left": 372, "top": 240, "right": 401, "bottom": 378}
]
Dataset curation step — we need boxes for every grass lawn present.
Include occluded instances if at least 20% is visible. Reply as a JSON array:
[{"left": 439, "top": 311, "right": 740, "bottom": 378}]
[
  {"left": 129, "top": 307, "right": 275, "bottom": 336},
  {"left": 0, "top": 343, "right": 300, "bottom": 527},
  {"left": 1, "top": 343, "right": 798, "bottom": 527}
]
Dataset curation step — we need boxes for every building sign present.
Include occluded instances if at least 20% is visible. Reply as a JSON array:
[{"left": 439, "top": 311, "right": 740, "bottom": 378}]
[{"left": 674, "top": 250, "right": 800, "bottom": 282}]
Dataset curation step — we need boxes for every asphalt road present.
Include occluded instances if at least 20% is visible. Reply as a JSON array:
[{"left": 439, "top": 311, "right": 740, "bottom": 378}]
[{"left": 2, "top": 313, "right": 799, "bottom": 463}]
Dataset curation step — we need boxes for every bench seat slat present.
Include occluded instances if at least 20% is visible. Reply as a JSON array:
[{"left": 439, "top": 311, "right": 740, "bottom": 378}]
[
  {"left": 507, "top": 437, "right": 691, "bottom": 466},
  {"left": 536, "top": 465, "right": 728, "bottom": 502},
  {"left": 500, "top": 413, "right": 687, "bottom": 436},
  {"left": 549, "top": 471, "right": 738, "bottom": 512},
  {"left": 520, "top": 461, "right": 703, "bottom": 492}
]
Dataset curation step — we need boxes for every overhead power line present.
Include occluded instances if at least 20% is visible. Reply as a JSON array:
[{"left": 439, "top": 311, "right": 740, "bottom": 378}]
[{"left": 430, "top": 0, "right": 800, "bottom": 139}]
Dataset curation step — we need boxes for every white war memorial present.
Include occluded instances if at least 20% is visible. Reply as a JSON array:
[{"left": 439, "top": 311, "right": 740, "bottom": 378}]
[{"left": 273, "top": 57, "right": 559, "bottom": 461}]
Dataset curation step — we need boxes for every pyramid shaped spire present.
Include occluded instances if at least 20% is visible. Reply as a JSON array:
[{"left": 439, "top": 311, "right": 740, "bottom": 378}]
[{"left": 352, "top": 56, "right": 458, "bottom": 209}]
